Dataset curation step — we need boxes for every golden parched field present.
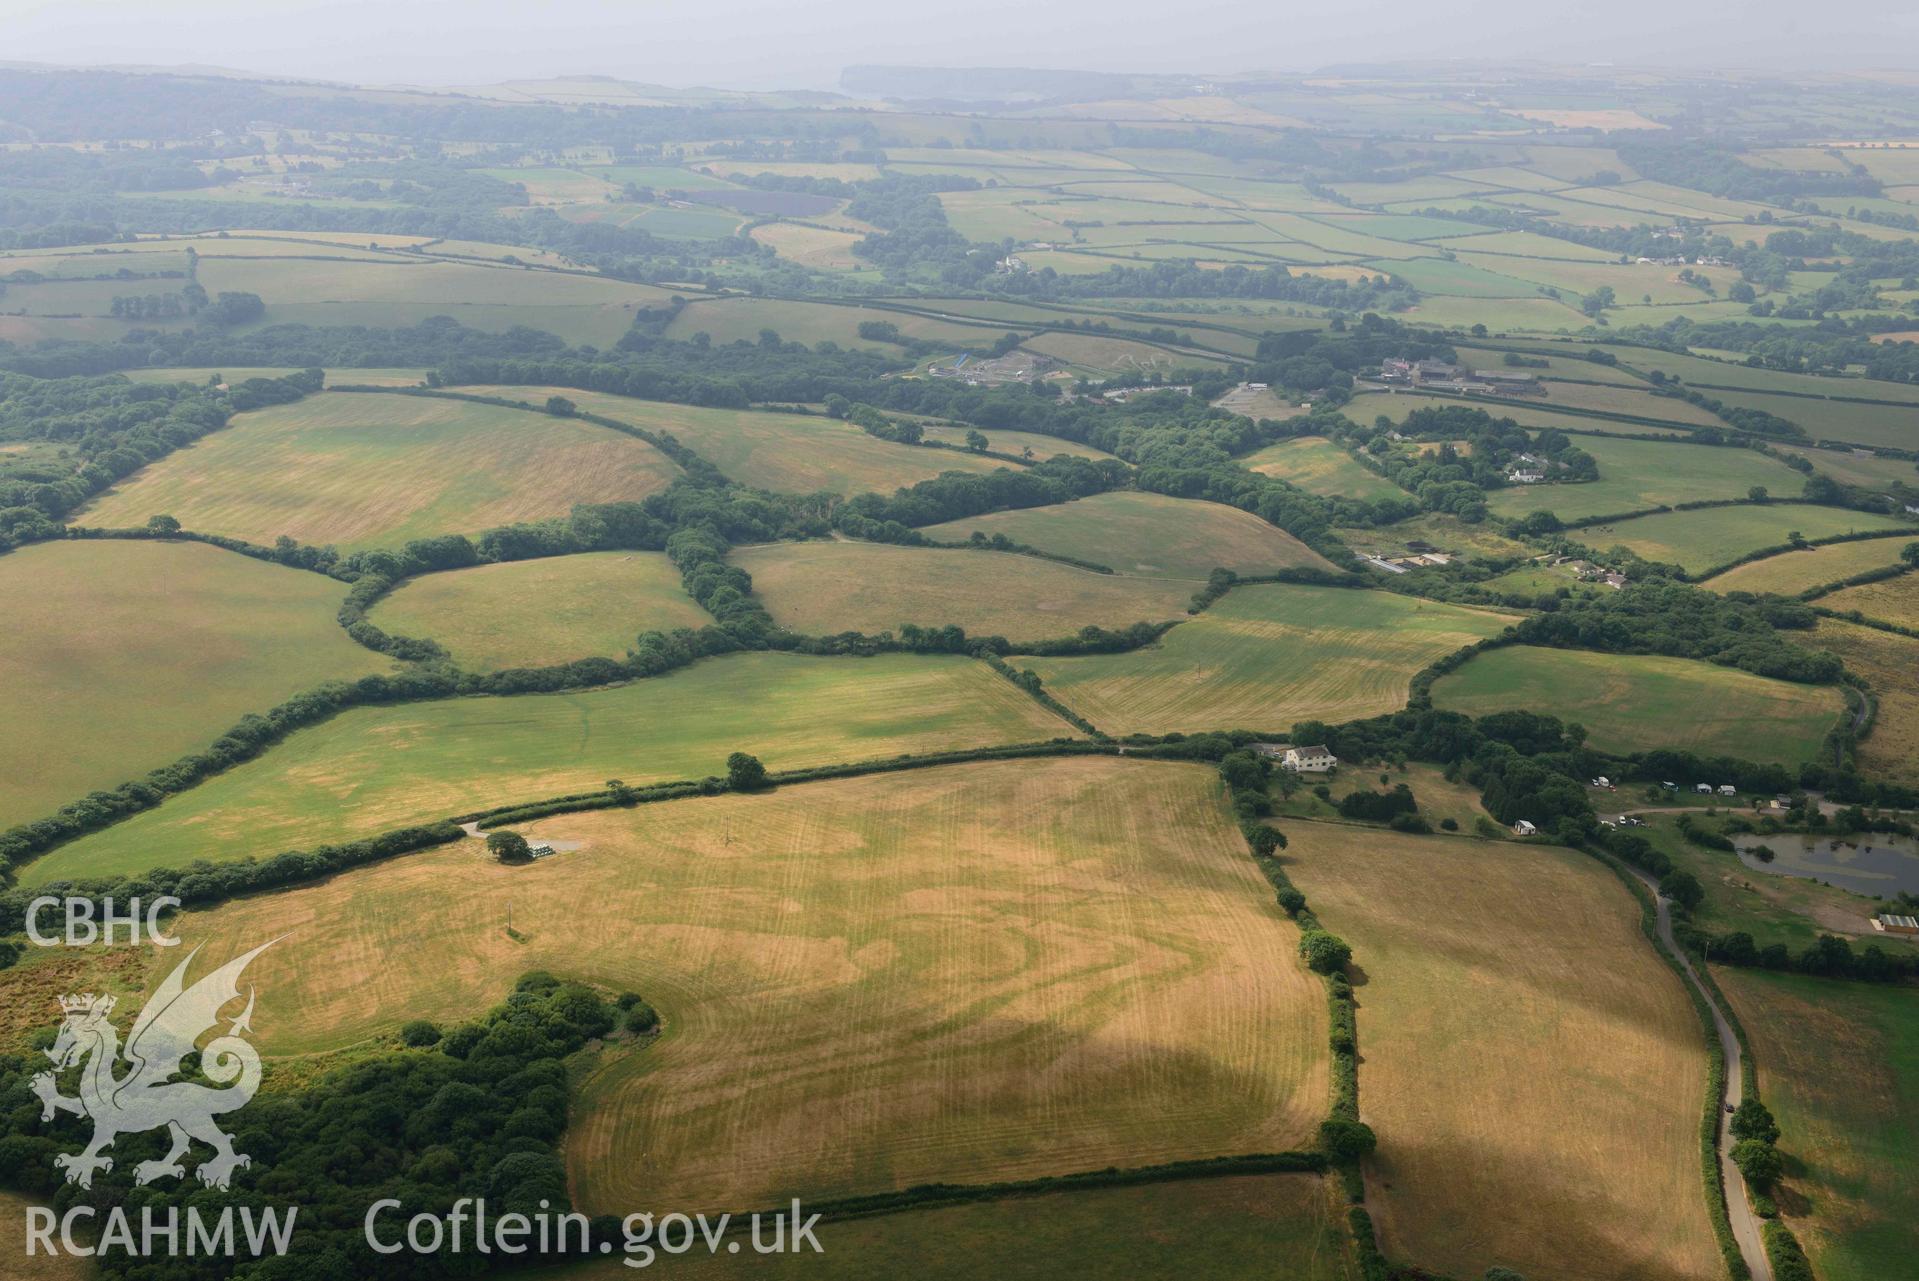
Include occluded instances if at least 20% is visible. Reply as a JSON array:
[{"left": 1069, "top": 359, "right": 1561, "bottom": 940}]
[
  {"left": 1811, "top": 619, "right": 1919, "bottom": 784},
  {"left": 78, "top": 392, "right": 682, "bottom": 551},
  {"left": 1281, "top": 823, "right": 1721, "bottom": 1281},
  {"left": 161, "top": 758, "right": 1329, "bottom": 1213},
  {"left": 1816, "top": 568, "right": 1919, "bottom": 629},
  {"left": 366, "top": 551, "right": 711, "bottom": 669},
  {"left": 0, "top": 539, "right": 390, "bottom": 832},
  {"left": 27, "top": 652, "right": 1072, "bottom": 884},
  {"left": 1026, "top": 584, "right": 1516, "bottom": 735},
  {"left": 730, "top": 541, "right": 1195, "bottom": 640},
  {"left": 922, "top": 491, "right": 1337, "bottom": 580},
  {"left": 1703, "top": 536, "right": 1919, "bottom": 596},
  {"left": 457, "top": 385, "right": 1009, "bottom": 496}
]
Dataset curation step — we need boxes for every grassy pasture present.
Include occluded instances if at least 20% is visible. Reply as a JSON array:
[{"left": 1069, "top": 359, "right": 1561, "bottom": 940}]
[
  {"left": 732, "top": 542, "right": 1195, "bottom": 640},
  {"left": 1449, "top": 343, "right": 1650, "bottom": 384},
  {"left": 1430, "top": 645, "right": 1843, "bottom": 764},
  {"left": 914, "top": 422, "right": 1114, "bottom": 459},
  {"left": 366, "top": 552, "right": 710, "bottom": 670},
  {"left": 191, "top": 256, "right": 676, "bottom": 346},
  {"left": 1242, "top": 436, "right": 1406, "bottom": 501},
  {"left": 1586, "top": 505, "right": 1916, "bottom": 574},
  {"left": 26, "top": 653, "right": 1070, "bottom": 884},
  {"left": 1483, "top": 439, "right": 1805, "bottom": 521},
  {"left": 1283, "top": 824, "right": 1721, "bottom": 1281},
  {"left": 1777, "top": 444, "right": 1919, "bottom": 490},
  {"left": 457, "top": 385, "right": 1008, "bottom": 495},
  {"left": 665, "top": 298, "right": 1014, "bottom": 350},
  {"left": 1366, "top": 256, "right": 1538, "bottom": 298},
  {"left": 1348, "top": 390, "right": 1693, "bottom": 436},
  {"left": 1702, "top": 387, "right": 1919, "bottom": 450},
  {"left": 553, "top": 1174, "right": 1354, "bottom": 1279},
  {"left": 923, "top": 492, "right": 1335, "bottom": 580},
  {"left": 1395, "top": 295, "right": 1592, "bottom": 332},
  {"left": 1337, "top": 511, "right": 1537, "bottom": 561},
  {"left": 158, "top": 758, "right": 1327, "bottom": 1213},
  {"left": 1702, "top": 537, "right": 1919, "bottom": 595},
  {"left": 79, "top": 392, "right": 681, "bottom": 551},
  {"left": 1715, "top": 970, "right": 1919, "bottom": 1281},
  {"left": 1818, "top": 570, "right": 1919, "bottom": 628},
  {"left": 1020, "top": 331, "right": 1228, "bottom": 372},
  {"left": 0, "top": 540, "right": 389, "bottom": 832},
  {"left": 1812, "top": 620, "right": 1919, "bottom": 783},
  {"left": 748, "top": 222, "right": 866, "bottom": 270},
  {"left": 1520, "top": 381, "right": 1724, "bottom": 426},
  {"left": 115, "top": 366, "right": 427, "bottom": 387},
  {"left": 1026, "top": 585, "right": 1515, "bottom": 735}
]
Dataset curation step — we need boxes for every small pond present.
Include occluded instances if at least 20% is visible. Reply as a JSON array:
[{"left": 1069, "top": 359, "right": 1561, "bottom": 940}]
[{"left": 1734, "top": 833, "right": 1919, "bottom": 898}]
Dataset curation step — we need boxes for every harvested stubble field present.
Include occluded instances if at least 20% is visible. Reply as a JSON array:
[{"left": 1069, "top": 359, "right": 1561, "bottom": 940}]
[
  {"left": 0, "top": 540, "right": 390, "bottom": 832},
  {"left": 1703, "top": 537, "right": 1919, "bottom": 595},
  {"left": 78, "top": 392, "right": 682, "bottom": 551},
  {"left": 914, "top": 422, "right": 1115, "bottom": 460},
  {"left": 554, "top": 1173, "right": 1354, "bottom": 1279},
  {"left": 922, "top": 491, "right": 1336, "bottom": 580},
  {"left": 159, "top": 758, "right": 1328, "bottom": 1213},
  {"left": 366, "top": 551, "right": 711, "bottom": 669},
  {"left": 26, "top": 652, "right": 1070, "bottom": 884},
  {"left": 1811, "top": 619, "right": 1919, "bottom": 784},
  {"left": 458, "top": 386, "right": 1008, "bottom": 496},
  {"left": 1584, "top": 505, "right": 1916, "bottom": 575},
  {"left": 1430, "top": 646, "right": 1844, "bottom": 765},
  {"left": 1242, "top": 436, "right": 1406, "bottom": 501},
  {"left": 1282, "top": 823, "right": 1721, "bottom": 1281},
  {"left": 1714, "top": 968, "right": 1919, "bottom": 1281},
  {"left": 1483, "top": 439, "right": 1806, "bottom": 522},
  {"left": 1816, "top": 569, "right": 1919, "bottom": 628},
  {"left": 1025, "top": 584, "right": 1516, "bottom": 735},
  {"left": 731, "top": 542, "right": 1195, "bottom": 640}
]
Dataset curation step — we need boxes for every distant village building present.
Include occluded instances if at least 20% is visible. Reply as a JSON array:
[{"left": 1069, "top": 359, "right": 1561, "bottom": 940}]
[
  {"left": 1875, "top": 913, "right": 1919, "bottom": 935},
  {"left": 1718, "top": 785, "right": 1738, "bottom": 796},
  {"left": 1282, "top": 745, "right": 1339, "bottom": 773},
  {"left": 1507, "top": 468, "right": 1547, "bottom": 484},
  {"left": 1473, "top": 370, "right": 1546, "bottom": 395},
  {"left": 1512, "top": 820, "right": 1539, "bottom": 836}
]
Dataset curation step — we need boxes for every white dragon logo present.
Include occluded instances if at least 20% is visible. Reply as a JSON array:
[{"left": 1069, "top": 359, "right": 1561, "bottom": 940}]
[{"left": 30, "top": 940, "right": 273, "bottom": 1190}]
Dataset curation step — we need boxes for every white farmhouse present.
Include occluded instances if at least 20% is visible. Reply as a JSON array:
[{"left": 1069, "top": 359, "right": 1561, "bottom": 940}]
[
  {"left": 1282, "top": 745, "right": 1339, "bottom": 773},
  {"left": 1512, "top": 819, "right": 1539, "bottom": 836}
]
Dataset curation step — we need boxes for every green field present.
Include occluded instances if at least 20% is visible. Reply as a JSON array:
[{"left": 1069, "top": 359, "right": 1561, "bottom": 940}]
[
  {"left": 190, "top": 255, "right": 678, "bottom": 346},
  {"left": 1813, "top": 620, "right": 1919, "bottom": 784},
  {"left": 664, "top": 298, "right": 1014, "bottom": 350},
  {"left": 1584, "top": 505, "right": 1917, "bottom": 575},
  {"left": 0, "top": 540, "right": 390, "bottom": 832},
  {"left": 1026, "top": 584, "right": 1515, "bottom": 735},
  {"left": 731, "top": 542, "right": 1195, "bottom": 640},
  {"left": 1242, "top": 436, "right": 1407, "bottom": 501},
  {"left": 458, "top": 386, "right": 1009, "bottom": 495},
  {"left": 1486, "top": 439, "right": 1806, "bottom": 521},
  {"left": 366, "top": 552, "right": 711, "bottom": 669},
  {"left": 552, "top": 1174, "right": 1353, "bottom": 1279},
  {"left": 1337, "top": 511, "right": 1537, "bottom": 561},
  {"left": 1284, "top": 823, "right": 1720, "bottom": 1281},
  {"left": 1716, "top": 970, "right": 1919, "bottom": 1281},
  {"left": 1704, "top": 537, "right": 1919, "bottom": 595},
  {"left": 1696, "top": 387, "right": 1919, "bottom": 451},
  {"left": 922, "top": 492, "right": 1336, "bottom": 580},
  {"left": 117, "top": 367, "right": 428, "bottom": 387},
  {"left": 1347, "top": 390, "right": 1693, "bottom": 436},
  {"left": 153, "top": 758, "right": 1327, "bottom": 1213},
  {"left": 26, "top": 652, "right": 1072, "bottom": 884},
  {"left": 915, "top": 422, "right": 1115, "bottom": 460},
  {"left": 78, "top": 392, "right": 682, "bottom": 551},
  {"left": 1431, "top": 645, "right": 1842, "bottom": 763}
]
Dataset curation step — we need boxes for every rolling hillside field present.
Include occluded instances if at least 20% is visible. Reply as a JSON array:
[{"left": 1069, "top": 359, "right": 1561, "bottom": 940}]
[
  {"left": 366, "top": 552, "right": 711, "bottom": 669},
  {"left": 1703, "top": 537, "right": 1919, "bottom": 595},
  {"left": 154, "top": 759, "right": 1329, "bottom": 1212},
  {"left": 1430, "top": 646, "right": 1845, "bottom": 764},
  {"left": 1483, "top": 439, "right": 1807, "bottom": 522},
  {"left": 0, "top": 540, "right": 390, "bottom": 832},
  {"left": 78, "top": 392, "right": 683, "bottom": 550},
  {"left": 1716, "top": 969, "right": 1919, "bottom": 1281},
  {"left": 1026, "top": 584, "right": 1516, "bottom": 735},
  {"left": 1584, "top": 505, "right": 1916, "bottom": 575},
  {"left": 458, "top": 385, "right": 1010, "bottom": 495},
  {"left": 1285, "top": 824, "right": 1721, "bottom": 1281},
  {"left": 1817, "top": 569, "right": 1919, "bottom": 628},
  {"left": 554, "top": 1175, "right": 1355, "bottom": 1279},
  {"left": 1242, "top": 436, "right": 1407, "bottom": 501},
  {"left": 25, "top": 652, "right": 1071, "bottom": 884},
  {"left": 732, "top": 541, "right": 1195, "bottom": 640},
  {"left": 922, "top": 492, "right": 1337, "bottom": 579},
  {"left": 1811, "top": 620, "right": 1919, "bottom": 783}
]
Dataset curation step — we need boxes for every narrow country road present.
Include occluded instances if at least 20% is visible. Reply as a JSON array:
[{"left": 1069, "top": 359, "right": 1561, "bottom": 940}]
[{"left": 1626, "top": 864, "right": 1774, "bottom": 1281}]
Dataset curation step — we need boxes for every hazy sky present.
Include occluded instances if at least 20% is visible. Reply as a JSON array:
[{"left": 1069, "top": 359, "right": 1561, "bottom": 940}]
[{"left": 3, "top": 0, "right": 1918, "bottom": 91}]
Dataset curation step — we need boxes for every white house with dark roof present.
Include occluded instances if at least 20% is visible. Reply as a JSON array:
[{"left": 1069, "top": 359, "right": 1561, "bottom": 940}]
[{"left": 1281, "top": 745, "right": 1338, "bottom": 773}]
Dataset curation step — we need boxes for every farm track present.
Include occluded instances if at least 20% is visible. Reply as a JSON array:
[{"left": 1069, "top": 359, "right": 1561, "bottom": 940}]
[{"left": 1626, "top": 864, "right": 1774, "bottom": 1281}]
